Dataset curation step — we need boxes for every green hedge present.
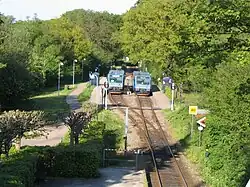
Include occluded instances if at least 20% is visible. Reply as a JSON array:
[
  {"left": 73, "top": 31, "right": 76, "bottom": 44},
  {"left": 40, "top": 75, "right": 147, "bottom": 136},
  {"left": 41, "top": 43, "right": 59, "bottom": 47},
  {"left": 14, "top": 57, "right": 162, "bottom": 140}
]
[
  {"left": 0, "top": 154, "right": 38, "bottom": 187},
  {"left": 0, "top": 145, "right": 100, "bottom": 187},
  {"left": 38, "top": 146, "right": 100, "bottom": 178}
]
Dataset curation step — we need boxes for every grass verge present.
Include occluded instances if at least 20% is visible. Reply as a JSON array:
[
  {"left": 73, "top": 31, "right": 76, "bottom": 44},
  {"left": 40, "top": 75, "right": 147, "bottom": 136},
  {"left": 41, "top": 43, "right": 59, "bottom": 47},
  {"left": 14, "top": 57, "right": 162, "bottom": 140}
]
[
  {"left": 164, "top": 91, "right": 206, "bottom": 179},
  {"left": 78, "top": 84, "right": 95, "bottom": 104}
]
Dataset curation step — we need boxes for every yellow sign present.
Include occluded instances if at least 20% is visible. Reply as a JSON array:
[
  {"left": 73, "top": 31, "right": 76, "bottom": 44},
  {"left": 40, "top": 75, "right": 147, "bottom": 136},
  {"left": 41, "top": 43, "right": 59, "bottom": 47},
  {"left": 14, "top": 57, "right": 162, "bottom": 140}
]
[{"left": 189, "top": 106, "right": 198, "bottom": 115}]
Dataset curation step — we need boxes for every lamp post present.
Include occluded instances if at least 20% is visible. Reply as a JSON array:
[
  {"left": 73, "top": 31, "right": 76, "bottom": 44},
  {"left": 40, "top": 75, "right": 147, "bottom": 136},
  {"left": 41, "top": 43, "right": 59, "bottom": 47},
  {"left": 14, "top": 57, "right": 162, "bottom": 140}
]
[
  {"left": 94, "top": 73, "right": 99, "bottom": 104},
  {"left": 58, "top": 62, "right": 64, "bottom": 96},
  {"left": 82, "top": 58, "right": 86, "bottom": 81},
  {"left": 73, "top": 59, "right": 77, "bottom": 87}
]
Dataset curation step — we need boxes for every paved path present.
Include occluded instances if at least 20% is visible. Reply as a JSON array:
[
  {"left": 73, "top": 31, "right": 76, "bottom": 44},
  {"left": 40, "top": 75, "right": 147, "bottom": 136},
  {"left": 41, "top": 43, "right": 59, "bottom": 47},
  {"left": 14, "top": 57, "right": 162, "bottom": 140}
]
[
  {"left": 21, "top": 83, "right": 87, "bottom": 147},
  {"left": 66, "top": 83, "right": 87, "bottom": 111},
  {"left": 39, "top": 168, "right": 145, "bottom": 187},
  {"left": 90, "top": 77, "right": 107, "bottom": 105},
  {"left": 151, "top": 91, "right": 170, "bottom": 110}
]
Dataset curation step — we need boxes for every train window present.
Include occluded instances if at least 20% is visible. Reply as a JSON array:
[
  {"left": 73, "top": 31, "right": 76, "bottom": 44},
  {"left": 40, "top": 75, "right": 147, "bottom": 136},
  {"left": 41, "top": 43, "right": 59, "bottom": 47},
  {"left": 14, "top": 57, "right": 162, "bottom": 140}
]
[
  {"left": 136, "top": 76, "right": 150, "bottom": 85},
  {"left": 110, "top": 75, "right": 123, "bottom": 83}
]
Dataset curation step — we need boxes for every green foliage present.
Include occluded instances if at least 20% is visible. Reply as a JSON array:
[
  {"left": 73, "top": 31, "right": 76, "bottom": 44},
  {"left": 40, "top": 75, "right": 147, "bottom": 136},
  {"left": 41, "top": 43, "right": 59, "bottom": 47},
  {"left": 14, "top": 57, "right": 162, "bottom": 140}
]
[
  {"left": 64, "top": 111, "right": 92, "bottom": 145},
  {"left": 0, "top": 55, "right": 40, "bottom": 108},
  {"left": 0, "top": 153, "right": 38, "bottom": 187},
  {"left": 98, "top": 110, "right": 124, "bottom": 149},
  {"left": 201, "top": 61, "right": 250, "bottom": 187},
  {"left": 164, "top": 105, "right": 190, "bottom": 141},
  {"left": 37, "top": 146, "right": 100, "bottom": 178},
  {"left": 0, "top": 110, "right": 45, "bottom": 157},
  {"left": 62, "top": 9, "right": 123, "bottom": 65},
  {"left": 0, "top": 145, "right": 100, "bottom": 187},
  {"left": 120, "top": 1, "right": 250, "bottom": 186},
  {"left": 165, "top": 87, "right": 171, "bottom": 99},
  {"left": 120, "top": 0, "right": 250, "bottom": 88},
  {"left": 78, "top": 84, "right": 94, "bottom": 104},
  {"left": 0, "top": 10, "right": 122, "bottom": 109},
  {"left": 164, "top": 62, "right": 250, "bottom": 187},
  {"left": 62, "top": 110, "right": 124, "bottom": 149}
]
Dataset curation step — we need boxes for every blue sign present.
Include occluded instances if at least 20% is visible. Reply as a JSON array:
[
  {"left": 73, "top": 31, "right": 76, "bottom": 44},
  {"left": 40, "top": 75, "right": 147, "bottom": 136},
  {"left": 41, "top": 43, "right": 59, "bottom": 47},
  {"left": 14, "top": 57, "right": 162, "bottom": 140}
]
[{"left": 163, "top": 77, "right": 174, "bottom": 85}]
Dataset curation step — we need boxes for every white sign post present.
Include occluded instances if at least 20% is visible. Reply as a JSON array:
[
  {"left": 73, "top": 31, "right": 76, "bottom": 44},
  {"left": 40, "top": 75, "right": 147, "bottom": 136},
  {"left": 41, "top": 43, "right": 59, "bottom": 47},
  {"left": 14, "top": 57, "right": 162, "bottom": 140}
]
[
  {"left": 198, "top": 126, "right": 204, "bottom": 147},
  {"left": 197, "top": 117, "right": 206, "bottom": 147},
  {"left": 170, "top": 83, "right": 175, "bottom": 111}
]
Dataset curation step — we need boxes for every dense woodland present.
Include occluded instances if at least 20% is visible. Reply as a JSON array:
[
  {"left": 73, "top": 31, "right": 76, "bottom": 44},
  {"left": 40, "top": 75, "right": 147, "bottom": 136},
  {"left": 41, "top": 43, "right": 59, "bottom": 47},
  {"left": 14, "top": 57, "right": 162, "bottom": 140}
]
[
  {"left": 0, "top": 0, "right": 250, "bottom": 186},
  {"left": 119, "top": 0, "right": 250, "bottom": 186},
  {"left": 0, "top": 10, "right": 122, "bottom": 109}
]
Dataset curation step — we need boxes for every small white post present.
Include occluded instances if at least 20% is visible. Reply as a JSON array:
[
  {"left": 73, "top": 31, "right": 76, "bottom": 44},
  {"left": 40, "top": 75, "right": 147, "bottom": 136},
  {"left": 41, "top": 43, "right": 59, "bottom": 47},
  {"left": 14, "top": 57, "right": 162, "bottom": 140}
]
[
  {"left": 198, "top": 126, "right": 204, "bottom": 147},
  {"left": 105, "top": 88, "right": 108, "bottom": 110},
  {"left": 171, "top": 83, "right": 175, "bottom": 111}
]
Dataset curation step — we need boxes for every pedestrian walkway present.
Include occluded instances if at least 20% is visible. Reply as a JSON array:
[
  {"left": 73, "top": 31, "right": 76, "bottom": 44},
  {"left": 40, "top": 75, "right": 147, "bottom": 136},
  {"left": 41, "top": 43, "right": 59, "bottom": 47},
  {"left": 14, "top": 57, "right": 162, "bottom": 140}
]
[
  {"left": 90, "top": 77, "right": 107, "bottom": 105},
  {"left": 66, "top": 83, "right": 87, "bottom": 111},
  {"left": 21, "top": 83, "right": 87, "bottom": 147},
  {"left": 40, "top": 168, "right": 145, "bottom": 187},
  {"left": 151, "top": 90, "right": 170, "bottom": 110}
]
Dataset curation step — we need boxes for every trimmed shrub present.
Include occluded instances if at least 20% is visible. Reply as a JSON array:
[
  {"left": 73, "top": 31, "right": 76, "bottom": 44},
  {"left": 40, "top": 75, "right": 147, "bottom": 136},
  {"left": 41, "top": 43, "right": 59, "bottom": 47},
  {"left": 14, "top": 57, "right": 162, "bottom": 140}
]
[
  {"left": 0, "top": 154, "right": 38, "bottom": 187},
  {"left": 39, "top": 145, "right": 100, "bottom": 178},
  {"left": 0, "top": 145, "right": 100, "bottom": 187}
]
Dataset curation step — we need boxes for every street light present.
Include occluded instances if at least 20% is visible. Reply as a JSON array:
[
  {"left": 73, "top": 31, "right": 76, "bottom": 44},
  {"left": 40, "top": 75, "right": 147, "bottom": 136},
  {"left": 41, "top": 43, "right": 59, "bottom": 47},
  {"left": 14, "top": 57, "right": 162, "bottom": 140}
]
[
  {"left": 82, "top": 58, "right": 86, "bottom": 81},
  {"left": 73, "top": 59, "right": 77, "bottom": 87},
  {"left": 58, "top": 62, "right": 64, "bottom": 96}
]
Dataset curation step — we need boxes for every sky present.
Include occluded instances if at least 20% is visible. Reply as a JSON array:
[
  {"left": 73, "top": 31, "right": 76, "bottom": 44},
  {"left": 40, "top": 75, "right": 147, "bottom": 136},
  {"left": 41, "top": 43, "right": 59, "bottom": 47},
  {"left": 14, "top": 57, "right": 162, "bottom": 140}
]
[{"left": 0, "top": 0, "right": 137, "bottom": 20}]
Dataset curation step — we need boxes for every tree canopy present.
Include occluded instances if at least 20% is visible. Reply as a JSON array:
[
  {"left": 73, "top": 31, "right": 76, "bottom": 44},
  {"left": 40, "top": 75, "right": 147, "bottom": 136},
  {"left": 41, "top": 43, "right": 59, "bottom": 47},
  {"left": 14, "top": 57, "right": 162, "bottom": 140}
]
[
  {"left": 0, "top": 10, "right": 122, "bottom": 109},
  {"left": 119, "top": 0, "right": 250, "bottom": 186},
  {"left": 0, "top": 2, "right": 250, "bottom": 186}
]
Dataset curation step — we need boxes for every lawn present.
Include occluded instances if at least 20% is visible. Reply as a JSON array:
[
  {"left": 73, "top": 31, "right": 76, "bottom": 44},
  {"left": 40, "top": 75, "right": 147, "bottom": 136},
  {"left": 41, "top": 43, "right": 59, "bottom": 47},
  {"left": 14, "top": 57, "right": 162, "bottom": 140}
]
[
  {"left": 30, "top": 87, "right": 73, "bottom": 122},
  {"left": 164, "top": 91, "right": 204, "bottom": 141}
]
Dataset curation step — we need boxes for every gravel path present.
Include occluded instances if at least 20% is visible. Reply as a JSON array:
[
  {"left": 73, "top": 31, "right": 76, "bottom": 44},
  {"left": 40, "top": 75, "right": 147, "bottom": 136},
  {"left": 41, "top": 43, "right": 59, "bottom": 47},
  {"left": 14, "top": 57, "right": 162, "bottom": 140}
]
[{"left": 21, "top": 83, "right": 87, "bottom": 147}]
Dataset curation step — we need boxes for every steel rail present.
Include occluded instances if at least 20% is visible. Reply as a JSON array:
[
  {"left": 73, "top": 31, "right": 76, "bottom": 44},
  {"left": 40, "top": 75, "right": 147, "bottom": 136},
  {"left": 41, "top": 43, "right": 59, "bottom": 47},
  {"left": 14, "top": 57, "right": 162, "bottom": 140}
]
[{"left": 147, "top": 98, "right": 188, "bottom": 187}]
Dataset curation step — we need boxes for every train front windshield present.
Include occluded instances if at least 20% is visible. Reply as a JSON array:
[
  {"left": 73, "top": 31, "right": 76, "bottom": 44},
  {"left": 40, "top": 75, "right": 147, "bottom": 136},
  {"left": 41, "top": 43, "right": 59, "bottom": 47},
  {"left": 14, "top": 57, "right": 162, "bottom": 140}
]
[
  {"left": 110, "top": 74, "right": 123, "bottom": 83},
  {"left": 136, "top": 76, "right": 150, "bottom": 85}
]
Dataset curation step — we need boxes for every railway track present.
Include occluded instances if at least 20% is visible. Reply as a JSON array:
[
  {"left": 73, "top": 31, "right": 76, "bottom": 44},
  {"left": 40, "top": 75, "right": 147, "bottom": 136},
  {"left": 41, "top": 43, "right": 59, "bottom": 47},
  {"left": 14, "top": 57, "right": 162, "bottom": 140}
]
[
  {"left": 108, "top": 93, "right": 188, "bottom": 187},
  {"left": 108, "top": 94, "right": 158, "bottom": 132},
  {"left": 137, "top": 96, "right": 188, "bottom": 187}
]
